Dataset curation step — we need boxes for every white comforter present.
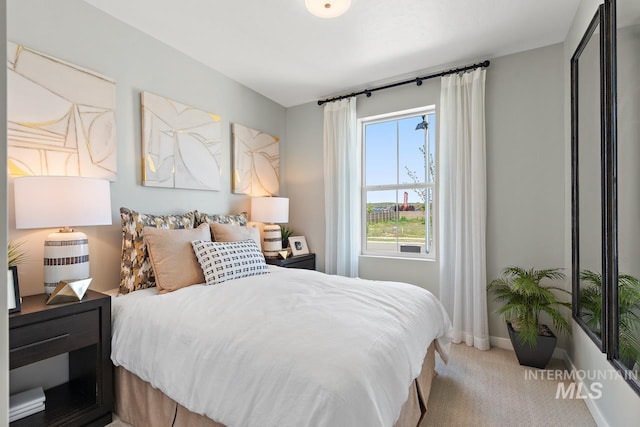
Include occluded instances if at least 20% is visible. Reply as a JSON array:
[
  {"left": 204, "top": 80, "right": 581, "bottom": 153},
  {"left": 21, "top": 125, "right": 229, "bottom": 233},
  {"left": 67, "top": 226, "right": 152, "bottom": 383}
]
[{"left": 111, "top": 267, "right": 451, "bottom": 427}]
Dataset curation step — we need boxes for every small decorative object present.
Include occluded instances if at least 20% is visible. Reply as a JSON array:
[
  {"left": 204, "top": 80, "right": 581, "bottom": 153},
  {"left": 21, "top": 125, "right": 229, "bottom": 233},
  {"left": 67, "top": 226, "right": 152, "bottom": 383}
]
[
  {"left": 232, "top": 123, "right": 280, "bottom": 196},
  {"left": 251, "top": 197, "right": 289, "bottom": 257},
  {"left": 289, "top": 236, "right": 310, "bottom": 256},
  {"left": 142, "top": 91, "right": 222, "bottom": 190},
  {"left": 7, "top": 42, "right": 117, "bottom": 180},
  {"left": 7, "top": 266, "right": 21, "bottom": 314},
  {"left": 488, "top": 266, "right": 571, "bottom": 369},
  {"left": 278, "top": 250, "right": 290, "bottom": 259},
  {"left": 13, "top": 176, "right": 112, "bottom": 295},
  {"left": 46, "top": 278, "right": 92, "bottom": 305}
]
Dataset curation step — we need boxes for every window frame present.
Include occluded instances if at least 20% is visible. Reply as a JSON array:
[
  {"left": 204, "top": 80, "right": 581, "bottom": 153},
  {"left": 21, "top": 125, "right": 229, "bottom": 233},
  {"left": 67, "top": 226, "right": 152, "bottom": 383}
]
[{"left": 360, "top": 105, "right": 437, "bottom": 260}]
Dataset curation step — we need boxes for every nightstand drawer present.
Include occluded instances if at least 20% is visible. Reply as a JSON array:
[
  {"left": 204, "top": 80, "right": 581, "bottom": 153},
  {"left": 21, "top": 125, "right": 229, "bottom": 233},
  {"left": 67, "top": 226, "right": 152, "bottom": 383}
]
[
  {"left": 10, "top": 310, "right": 99, "bottom": 370},
  {"left": 265, "top": 253, "right": 316, "bottom": 270},
  {"left": 285, "top": 258, "right": 315, "bottom": 270}
]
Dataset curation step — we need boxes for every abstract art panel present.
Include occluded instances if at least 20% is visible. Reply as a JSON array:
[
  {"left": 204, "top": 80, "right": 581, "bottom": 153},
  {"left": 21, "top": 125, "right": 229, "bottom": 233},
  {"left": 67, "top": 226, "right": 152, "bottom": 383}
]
[
  {"left": 142, "top": 91, "right": 222, "bottom": 191},
  {"left": 232, "top": 123, "right": 279, "bottom": 196},
  {"left": 7, "top": 42, "right": 117, "bottom": 180}
]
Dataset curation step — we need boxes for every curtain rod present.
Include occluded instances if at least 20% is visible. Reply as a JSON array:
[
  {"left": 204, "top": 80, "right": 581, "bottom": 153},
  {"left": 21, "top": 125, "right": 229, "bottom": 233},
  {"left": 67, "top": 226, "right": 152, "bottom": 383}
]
[{"left": 317, "top": 60, "right": 490, "bottom": 106}]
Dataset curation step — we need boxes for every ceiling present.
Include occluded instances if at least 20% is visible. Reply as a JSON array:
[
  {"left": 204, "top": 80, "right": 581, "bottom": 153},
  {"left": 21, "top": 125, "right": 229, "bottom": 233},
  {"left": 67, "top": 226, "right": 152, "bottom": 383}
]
[{"left": 83, "top": 0, "right": 580, "bottom": 108}]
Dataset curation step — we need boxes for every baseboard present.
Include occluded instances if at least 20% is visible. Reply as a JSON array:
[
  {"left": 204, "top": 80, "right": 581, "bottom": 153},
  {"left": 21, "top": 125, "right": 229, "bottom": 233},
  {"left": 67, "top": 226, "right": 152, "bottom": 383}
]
[
  {"left": 489, "top": 335, "right": 566, "bottom": 361},
  {"left": 490, "top": 335, "right": 609, "bottom": 427},
  {"left": 490, "top": 335, "right": 512, "bottom": 350},
  {"left": 563, "top": 351, "right": 610, "bottom": 427}
]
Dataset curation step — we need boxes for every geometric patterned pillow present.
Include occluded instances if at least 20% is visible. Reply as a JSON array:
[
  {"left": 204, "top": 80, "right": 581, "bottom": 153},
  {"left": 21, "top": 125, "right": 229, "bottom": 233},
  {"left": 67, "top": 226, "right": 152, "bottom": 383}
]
[
  {"left": 119, "top": 207, "right": 196, "bottom": 294},
  {"left": 191, "top": 239, "right": 269, "bottom": 286},
  {"left": 194, "top": 210, "right": 248, "bottom": 229}
]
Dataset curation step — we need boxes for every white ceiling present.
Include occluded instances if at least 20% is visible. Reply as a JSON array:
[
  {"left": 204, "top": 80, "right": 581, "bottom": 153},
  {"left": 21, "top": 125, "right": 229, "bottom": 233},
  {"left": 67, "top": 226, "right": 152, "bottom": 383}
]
[{"left": 83, "top": 0, "right": 580, "bottom": 108}]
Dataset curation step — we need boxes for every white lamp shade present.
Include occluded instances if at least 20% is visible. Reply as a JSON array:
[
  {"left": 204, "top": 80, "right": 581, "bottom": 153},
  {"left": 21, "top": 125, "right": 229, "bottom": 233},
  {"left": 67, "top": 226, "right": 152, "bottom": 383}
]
[
  {"left": 14, "top": 176, "right": 112, "bottom": 229},
  {"left": 305, "top": 0, "right": 351, "bottom": 18},
  {"left": 251, "top": 197, "right": 289, "bottom": 224}
]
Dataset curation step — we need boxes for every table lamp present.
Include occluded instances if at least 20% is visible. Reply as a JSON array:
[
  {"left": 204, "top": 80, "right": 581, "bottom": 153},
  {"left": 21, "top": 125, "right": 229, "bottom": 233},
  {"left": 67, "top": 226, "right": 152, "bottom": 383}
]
[
  {"left": 251, "top": 197, "right": 289, "bottom": 258},
  {"left": 14, "top": 176, "right": 112, "bottom": 296}
]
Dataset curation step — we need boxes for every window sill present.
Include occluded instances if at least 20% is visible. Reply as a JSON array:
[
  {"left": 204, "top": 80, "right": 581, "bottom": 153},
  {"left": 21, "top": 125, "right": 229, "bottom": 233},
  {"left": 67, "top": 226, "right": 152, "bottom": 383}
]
[{"left": 359, "top": 254, "right": 436, "bottom": 262}]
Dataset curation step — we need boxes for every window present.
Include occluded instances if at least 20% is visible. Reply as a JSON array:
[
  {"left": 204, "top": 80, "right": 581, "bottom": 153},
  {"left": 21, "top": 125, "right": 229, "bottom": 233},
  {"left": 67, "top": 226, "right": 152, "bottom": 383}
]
[{"left": 361, "top": 107, "right": 436, "bottom": 258}]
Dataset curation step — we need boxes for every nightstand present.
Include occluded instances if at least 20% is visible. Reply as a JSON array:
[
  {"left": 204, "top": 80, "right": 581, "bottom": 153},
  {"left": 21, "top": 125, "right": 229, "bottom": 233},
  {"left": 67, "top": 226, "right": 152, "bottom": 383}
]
[
  {"left": 9, "top": 290, "right": 113, "bottom": 426},
  {"left": 265, "top": 253, "right": 316, "bottom": 270}
]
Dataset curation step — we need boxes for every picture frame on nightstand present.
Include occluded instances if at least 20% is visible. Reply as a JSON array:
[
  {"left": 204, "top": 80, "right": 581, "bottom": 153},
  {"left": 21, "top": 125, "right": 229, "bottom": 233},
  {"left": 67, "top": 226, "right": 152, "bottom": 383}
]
[
  {"left": 289, "top": 236, "right": 309, "bottom": 256},
  {"left": 8, "top": 266, "right": 21, "bottom": 314}
]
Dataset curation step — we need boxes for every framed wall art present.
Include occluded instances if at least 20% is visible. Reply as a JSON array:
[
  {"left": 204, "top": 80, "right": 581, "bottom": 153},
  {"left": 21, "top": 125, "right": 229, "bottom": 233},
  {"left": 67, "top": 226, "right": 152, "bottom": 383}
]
[
  {"left": 142, "top": 91, "right": 223, "bottom": 191},
  {"left": 7, "top": 42, "right": 117, "bottom": 180},
  {"left": 232, "top": 123, "right": 279, "bottom": 196}
]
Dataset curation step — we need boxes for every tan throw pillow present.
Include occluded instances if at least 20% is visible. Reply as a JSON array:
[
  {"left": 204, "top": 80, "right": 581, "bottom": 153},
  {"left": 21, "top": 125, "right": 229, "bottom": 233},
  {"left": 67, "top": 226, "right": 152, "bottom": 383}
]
[
  {"left": 210, "top": 222, "right": 262, "bottom": 250},
  {"left": 143, "top": 223, "right": 211, "bottom": 293}
]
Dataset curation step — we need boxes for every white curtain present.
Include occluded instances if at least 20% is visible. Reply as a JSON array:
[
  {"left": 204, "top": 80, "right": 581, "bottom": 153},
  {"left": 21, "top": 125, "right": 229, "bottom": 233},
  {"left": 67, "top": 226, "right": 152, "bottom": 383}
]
[
  {"left": 438, "top": 68, "right": 490, "bottom": 351},
  {"left": 323, "top": 98, "right": 359, "bottom": 277}
]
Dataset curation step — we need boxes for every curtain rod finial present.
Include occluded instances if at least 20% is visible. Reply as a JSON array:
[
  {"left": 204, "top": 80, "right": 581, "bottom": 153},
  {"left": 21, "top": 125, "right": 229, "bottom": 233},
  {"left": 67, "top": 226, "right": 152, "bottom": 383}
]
[{"left": 482, "top": 60, "right": 490, "bottom": 68}]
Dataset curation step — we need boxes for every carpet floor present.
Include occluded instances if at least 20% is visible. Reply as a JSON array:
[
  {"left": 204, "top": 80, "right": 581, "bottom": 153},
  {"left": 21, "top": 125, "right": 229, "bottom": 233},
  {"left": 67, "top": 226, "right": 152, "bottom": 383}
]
[
  {"left": 107, "top": 344, "right": 596, "bottom": 427},
  {"left": 421, "top": 344, "right": 596, "bottom": 427}
]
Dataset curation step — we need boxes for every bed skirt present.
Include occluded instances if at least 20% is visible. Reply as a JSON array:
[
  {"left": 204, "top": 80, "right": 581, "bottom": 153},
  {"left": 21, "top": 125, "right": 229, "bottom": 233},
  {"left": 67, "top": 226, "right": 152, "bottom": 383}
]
[{"left": 114, "top": 342, "right": 436, "bottom": 427}]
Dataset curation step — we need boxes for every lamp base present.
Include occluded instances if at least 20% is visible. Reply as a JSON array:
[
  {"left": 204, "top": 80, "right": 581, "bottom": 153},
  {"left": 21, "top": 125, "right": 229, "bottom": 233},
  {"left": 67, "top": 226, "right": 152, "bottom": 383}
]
[
  {"left": 43, "top": 230, "right": 90, "bottom": 296},
  {"left": 262, "top": 224, "right": 282, "bottom": 258}
]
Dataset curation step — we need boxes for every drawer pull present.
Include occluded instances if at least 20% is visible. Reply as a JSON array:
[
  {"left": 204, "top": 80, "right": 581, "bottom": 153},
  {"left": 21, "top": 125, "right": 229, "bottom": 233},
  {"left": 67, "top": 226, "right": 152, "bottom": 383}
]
[{"left": 10, "top": 333, "right": 70, "bottom": 353}]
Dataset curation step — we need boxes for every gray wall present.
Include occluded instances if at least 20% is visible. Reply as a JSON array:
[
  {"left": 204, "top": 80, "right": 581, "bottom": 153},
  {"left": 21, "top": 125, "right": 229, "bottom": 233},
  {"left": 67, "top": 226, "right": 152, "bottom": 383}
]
[
  {"left": 284, "top": 43, "right": 566, "bottom": 340},
  {"left": 7, "top": 0, "right": 287, "bottom": 296},
  {"left": 564, "top": 0, "right": 640, "bottom": 425},
  {"left": 284, "top": 102, "right": 327, "bottom": 272},
  {"left": 286, "top": 29, "right": 640, "bottom": 426},
  {"left": 485, "top": 44, "right": 566, "bottom": 340},
  {"left": 617, "top": 23, "right": 640, "bottom": 280}
]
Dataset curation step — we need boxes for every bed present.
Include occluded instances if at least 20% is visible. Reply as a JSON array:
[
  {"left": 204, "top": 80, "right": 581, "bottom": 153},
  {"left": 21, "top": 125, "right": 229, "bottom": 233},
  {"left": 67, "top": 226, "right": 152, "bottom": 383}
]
[
  {"left": 111, "top": 208, "right": 451, "bottom": 426},
  {"left": 110, "top": 267, "right": 451, "bottom": 427}
]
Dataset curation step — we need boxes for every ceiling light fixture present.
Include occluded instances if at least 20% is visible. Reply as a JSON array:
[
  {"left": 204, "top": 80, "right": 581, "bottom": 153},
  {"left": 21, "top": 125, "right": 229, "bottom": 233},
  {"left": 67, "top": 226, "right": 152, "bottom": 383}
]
[{"left": 305, "top": 0, "right": 351, "bottom": 18}]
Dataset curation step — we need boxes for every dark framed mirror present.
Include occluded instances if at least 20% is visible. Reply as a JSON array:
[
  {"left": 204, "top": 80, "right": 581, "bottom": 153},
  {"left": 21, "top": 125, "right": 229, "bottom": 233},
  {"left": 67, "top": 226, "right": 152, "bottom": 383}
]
[
  {"left": 571, "top": 3, "right": 608, "bottom": 351},
  {"left": 572, "top": 0, "right": 640, "bottom": 397},
  {"left": 612, "top": 0, "right": 640, "bottom": 394}
]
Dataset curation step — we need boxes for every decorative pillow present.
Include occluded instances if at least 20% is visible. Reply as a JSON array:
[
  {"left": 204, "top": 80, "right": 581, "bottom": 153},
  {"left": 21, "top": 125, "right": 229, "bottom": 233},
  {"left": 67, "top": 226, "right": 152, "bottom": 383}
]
[
  {"left": 210, "top": 222, "right": 262, "bottom": 249},
  {"left": 191, "top": 240, "right": 269, "bottom": 286},
  {"left": 119, "top": 207, "right": 196, "bottom": 294},
  {"left": 194, "top": 211, "right": 248, "bottom": 227},
  {"left": 143, "top": 224, "right": 211, "bottom": 294}
]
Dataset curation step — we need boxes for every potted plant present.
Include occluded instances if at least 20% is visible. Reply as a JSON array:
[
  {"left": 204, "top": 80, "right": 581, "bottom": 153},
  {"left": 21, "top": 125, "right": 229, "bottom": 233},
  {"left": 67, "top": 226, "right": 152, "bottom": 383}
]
[
  {"left": 281, "top": 225, "right": 294, "bottom": 248},
  {"left": 579, "top": 270, "right": 640, "bottom": 369},
  {"left": 488, "top": 266, "right": 571, "bottom": 369},
  {"left": 8, "top": 240, "right": 29, "bottom": 267}
]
